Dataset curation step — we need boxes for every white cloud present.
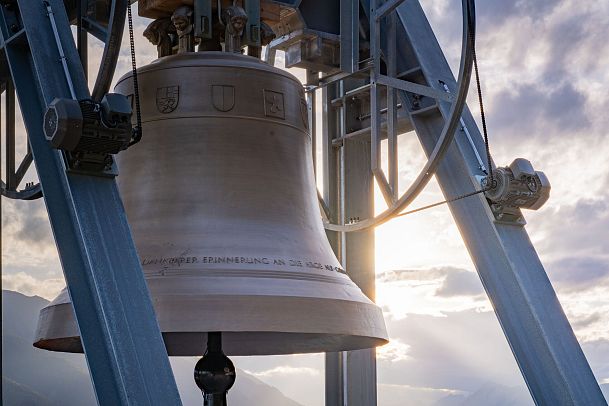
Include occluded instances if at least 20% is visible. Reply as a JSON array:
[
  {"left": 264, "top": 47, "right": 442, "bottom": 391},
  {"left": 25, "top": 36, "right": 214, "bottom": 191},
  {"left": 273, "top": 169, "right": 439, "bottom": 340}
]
[
  {"left": 376, "top": 268, "right": 491, "bottom": 319},
  {"left": 2, "top": 272, "right": 65, "bottom": 300},
  {"left": 377, "top": 338, "right": 411, "bottom": 362},
  {"left": 243, "top": 366, "right": 320, "bottom": 378}
]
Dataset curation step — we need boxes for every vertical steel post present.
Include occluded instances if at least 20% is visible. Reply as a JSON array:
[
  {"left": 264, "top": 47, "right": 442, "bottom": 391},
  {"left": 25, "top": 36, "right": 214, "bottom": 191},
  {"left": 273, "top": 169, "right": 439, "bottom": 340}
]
[
  {"left": 342, "top": 136, "right": 377, "bottom": 406},
  {"left": 5, "top": 80, "right": 15, "bottom": 191},
  {"left": 194, "top": 0, "right": 213, "bottom": 39},
  {"left": 386, "top": 12, "right": 398, "bottom": 197},
  {"left": 324, "top": 73, "right": 378, "bottom": 405},
  {"left": 369, "top": 0, "right": 392, "bottom": 205},
  {"left": 77, "top": 0, "right": 88, "bottom": 80},
  {"left": 323, "top": 82, "right": 345, "bottom": 406},
  {"left": 340, "top": 0, "right": 359, "bottom": 73},
  {"left": 244, "top": 0, "right": 261, "bottom": 46}
]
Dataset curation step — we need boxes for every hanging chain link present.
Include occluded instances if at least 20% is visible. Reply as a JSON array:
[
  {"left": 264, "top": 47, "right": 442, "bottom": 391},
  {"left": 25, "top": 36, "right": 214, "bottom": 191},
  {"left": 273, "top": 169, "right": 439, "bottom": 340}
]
[{"left": 127, "top": 3, "right": 143, "bottom": 146}]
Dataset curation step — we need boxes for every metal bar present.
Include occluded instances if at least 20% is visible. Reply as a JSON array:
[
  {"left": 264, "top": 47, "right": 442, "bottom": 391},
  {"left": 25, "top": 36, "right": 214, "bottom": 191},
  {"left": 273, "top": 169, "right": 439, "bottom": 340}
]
[
  {"left": 312, "top": 65, "right": 372, "bottom": 91},
  {"left": 1, "top": 1, "right": 182, "bottom": 404},
  {"left": 370, "top": 78, "right": 394, "bottom": 205},
  {"left": 394, "top": 2, "right": 606, "bottom": 404},
  {"left": 330, "top": 83, "right": 371, "bottom": 106},
  {"left": 460, "top": 117, "right": 487, "bottom": 173},
  {"left": 264, "top": 45, "right": 277, "bottom": 65},
  {"left": 244, "top": 0, "right": 261, "bottom": 46},
  {"left": 81, "top": 16, "right": 107, "bottom": 42},
  {"left": 374, "top": 0, "right": 406, "bottom": 21},
  {"left": 439, "top": 81, "right": 487, "bottom": 173},
  {"left": 340, "top": 0, "right": 359, "bottom": 73},
  {"left": 369, "top": 0, "right": 394, "bottom": 205},
  {"left": 357, "top": 102, "right": 402, "bottom": 121},
  {"left": 77, "top": 0, "right": 88, "bottom": 80},
  {"left": 343, "top": 116, "right": 377, "bottom": 406},
  {"left": 45, "top": 1, "right": 77, "bottom": 99},
  {"left": 5, "top": 79, "right": 15, "bottom": 190},
  {"left": 14, "top": 150, "right": 33, "bottom": 185},
  {"left": 194, "top": 0, "right": 212, "bottom": 39},
  {"left": 387, "top": 12, "right": 398, "bottom": 197},
  {"left": 323, "top": 82, "right": 344, "bottom": 406},
  {"left": 376, "top": 73, "right": 453, "bottom": 102}
]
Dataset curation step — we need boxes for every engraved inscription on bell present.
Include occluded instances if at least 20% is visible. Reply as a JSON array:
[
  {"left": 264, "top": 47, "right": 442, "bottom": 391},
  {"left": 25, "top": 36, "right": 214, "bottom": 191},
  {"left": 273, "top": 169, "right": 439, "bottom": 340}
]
[
  {"left": 156, "top": 85, "right": 179, "bottom": 113},
  {"left": 211, "top": 84, "right": 235, "bottom": 112},
  {"left": 263, "top": 89, "right": 285, "bottom": 119}
]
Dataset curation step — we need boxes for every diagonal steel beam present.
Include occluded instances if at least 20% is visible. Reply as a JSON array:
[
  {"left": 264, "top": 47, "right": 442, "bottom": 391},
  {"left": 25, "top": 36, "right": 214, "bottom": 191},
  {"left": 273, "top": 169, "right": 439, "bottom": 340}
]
[
  {"left": 392, "top": 2, "right": 606, "bottom": 404},
  {"left": 0, "top": 1, "right": 182, "bottom": 404}
]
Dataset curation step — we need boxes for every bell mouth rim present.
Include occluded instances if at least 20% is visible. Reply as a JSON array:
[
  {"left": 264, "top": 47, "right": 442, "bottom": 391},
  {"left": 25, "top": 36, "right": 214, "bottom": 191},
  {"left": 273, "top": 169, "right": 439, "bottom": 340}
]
[
  {"left": 34, "top": 332, "right": 389, "bottom": 357},
  {"left": 34, "top": 294, "right": 388, "bottom": 356}
]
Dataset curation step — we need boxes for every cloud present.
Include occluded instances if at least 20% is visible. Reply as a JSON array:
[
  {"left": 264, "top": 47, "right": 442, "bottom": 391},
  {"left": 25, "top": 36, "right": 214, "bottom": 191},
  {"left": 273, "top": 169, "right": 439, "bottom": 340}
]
[
  {"left": 530, "top": 198, "right": 609, "bottom": 271},
  {"left": 488, "top": 83, "right": 590, "bottom": 141},
  {"left": 13, "top": 202, "right": 53, "bottom": 247},
  {"left": 377, "top": 268, "right": 484, "bottom": 298},
  {"left": 378, "top": 382, "right": 467, "bottom": 406},
  {"left": 377, "top": 267, "right": 467, "bottom": 283},
  {"left": 571, "top": 312, "right": 603, "bottom": 330},
  {"left": 2, "top": 272, "right": 65, "bottom": 300},
  {"left": 378, "top": 309, "right": 529, "bottom": 394},
  {"left": 435, "top": 270, "right": 484, "bottom": 297},
  {"left": 377, "top": 339, "right": 411, "bottom": 362},
  {"left": 243, "top": 366, "right": 320, "bottom": 378},
  {"left": 548, "top": 257, "right": 609, "bottom": 291}
]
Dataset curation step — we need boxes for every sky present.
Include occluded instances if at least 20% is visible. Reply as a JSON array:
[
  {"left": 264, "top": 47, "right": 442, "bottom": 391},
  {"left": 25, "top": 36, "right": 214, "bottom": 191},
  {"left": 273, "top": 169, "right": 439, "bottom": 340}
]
[{"left": 2, "top": 0, "right": 609, "bottom": 405}]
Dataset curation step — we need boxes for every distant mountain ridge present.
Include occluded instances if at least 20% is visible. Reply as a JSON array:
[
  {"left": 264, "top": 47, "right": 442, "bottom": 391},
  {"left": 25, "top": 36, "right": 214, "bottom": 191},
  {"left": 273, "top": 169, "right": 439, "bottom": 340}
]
[{"left": 2, "top": 290, "right": 303, "bottom": 406}]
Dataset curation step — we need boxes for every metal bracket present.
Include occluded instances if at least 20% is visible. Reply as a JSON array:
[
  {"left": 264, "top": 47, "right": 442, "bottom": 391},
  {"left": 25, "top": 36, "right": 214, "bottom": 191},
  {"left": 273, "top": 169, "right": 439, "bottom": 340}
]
[
  {"left": 244, "top": 0, "right": 261, "bottom": 46},
  {"left": 194, "top": 0, "right": 212, "bottom": 39}
]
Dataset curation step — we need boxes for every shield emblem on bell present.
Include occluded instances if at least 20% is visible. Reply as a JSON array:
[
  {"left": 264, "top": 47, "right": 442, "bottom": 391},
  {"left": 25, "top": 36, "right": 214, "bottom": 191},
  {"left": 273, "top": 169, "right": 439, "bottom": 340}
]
[
  {"left": 212, "top": 85, "right": 235, "bottom": 112},
  {"left": 156, "top": 86, "right": 179, "bottom": 113}
]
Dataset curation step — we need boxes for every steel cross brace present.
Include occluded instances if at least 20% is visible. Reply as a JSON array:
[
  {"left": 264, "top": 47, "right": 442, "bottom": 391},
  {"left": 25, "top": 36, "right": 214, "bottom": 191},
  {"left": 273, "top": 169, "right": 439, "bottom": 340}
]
[
  {"left": 0, "top": 1, "right": 182, "bottom": 404},
  {"left": 356, "top": 0, "right": 605, "bottom": 404}
]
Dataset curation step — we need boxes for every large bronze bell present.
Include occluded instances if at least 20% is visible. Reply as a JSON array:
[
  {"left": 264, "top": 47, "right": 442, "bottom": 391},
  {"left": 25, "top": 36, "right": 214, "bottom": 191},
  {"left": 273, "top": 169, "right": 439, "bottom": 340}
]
[{"left": 34, "top": 52, "right": 388, "bottom": 356}]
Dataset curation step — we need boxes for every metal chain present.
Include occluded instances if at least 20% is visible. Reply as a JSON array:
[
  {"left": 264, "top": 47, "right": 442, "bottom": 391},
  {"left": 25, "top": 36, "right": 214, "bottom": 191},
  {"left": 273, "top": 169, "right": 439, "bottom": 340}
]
[
  {"left": 127, "top": 3, "right": 143, "bottom": 146},
  {"left": 396, "top": 24, "right": 493, "bottom": 218},
  {"left": 471, "top": 31, "right": 494, "bottom": 187}
]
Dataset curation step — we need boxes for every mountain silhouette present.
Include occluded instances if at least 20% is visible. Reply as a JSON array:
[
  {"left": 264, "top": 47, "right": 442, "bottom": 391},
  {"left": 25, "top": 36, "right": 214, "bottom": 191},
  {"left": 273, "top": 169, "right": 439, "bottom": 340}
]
[{"left": 1, "top": 290, "right": 303, "bottom": 406}]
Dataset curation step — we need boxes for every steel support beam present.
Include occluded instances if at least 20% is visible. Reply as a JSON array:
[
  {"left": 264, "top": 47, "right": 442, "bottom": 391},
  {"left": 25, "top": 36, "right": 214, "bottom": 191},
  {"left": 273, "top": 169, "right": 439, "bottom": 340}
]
[
  {"left": 0, "top": 1, "right": 182, "bottom": 404},
  {"left": 342, "top": 135, "right": 377, "bottom": 406},
  {"left": 340, "top": 0, "right": 359, "bottom": 73},
  {"left": 324, "top": 76, "right": 378, "bottom": 405},
  {"left": 323, "top": 82, "right": 344, "bottom": 406},
  {"left": 392, "top": 2, "right": 606, "bottom": 404}
]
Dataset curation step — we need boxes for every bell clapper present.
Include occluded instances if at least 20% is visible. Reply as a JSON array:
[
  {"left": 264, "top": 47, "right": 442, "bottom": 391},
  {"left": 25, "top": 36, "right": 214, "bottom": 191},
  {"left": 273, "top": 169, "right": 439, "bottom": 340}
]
[{"left": 194, "top": 332, "right": 236, "bottom": 406}]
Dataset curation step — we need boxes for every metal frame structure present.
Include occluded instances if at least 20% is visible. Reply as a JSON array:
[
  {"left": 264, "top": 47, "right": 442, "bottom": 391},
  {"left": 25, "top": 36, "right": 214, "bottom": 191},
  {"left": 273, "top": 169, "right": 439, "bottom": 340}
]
[
  {"left": 302, "top": 0, "right": 607, "bottom": 404},
  {"left": 1, "top": 0, "right": 606, "bottom": 405},
  {"left": 0, "top": 1, "right": 182, "bottom": 404}
]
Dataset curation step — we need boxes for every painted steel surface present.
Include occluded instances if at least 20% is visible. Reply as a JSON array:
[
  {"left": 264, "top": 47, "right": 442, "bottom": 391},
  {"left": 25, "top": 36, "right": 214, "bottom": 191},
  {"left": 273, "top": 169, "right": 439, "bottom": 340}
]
[
  {"left": 1, "top": 0, "right": 181, "bottom": 404},
  {"left": 35, "top": 52, "right": 388, "bottom": 356},
  {"left": 392, "top": 2, "right": 606, "bottom": 404}
]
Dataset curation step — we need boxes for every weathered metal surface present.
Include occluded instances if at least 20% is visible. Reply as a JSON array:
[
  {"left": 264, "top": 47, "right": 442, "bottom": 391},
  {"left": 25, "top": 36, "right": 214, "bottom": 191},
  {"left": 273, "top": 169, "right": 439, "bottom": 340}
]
[{"left": 35, "top": 52, "right": 388, "bottom": 356}]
